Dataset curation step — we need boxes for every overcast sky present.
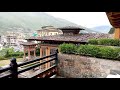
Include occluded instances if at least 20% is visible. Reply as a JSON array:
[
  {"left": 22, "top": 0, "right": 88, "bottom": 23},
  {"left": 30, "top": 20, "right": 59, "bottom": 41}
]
[{"left": 45, "top": 12, "right": 112, "bottom": 28}]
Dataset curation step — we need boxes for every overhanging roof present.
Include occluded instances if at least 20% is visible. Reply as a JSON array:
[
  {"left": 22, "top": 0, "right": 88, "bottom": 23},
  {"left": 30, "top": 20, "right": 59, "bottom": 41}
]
[
  {"left": 106, "top": 12, "right": 120, "bottom": 28},
  {"left": 58, "top": 26, "right": 84, "bottom": 30},
  {"left": 26, "top": 33, "right": 110, "bottom": 43}
]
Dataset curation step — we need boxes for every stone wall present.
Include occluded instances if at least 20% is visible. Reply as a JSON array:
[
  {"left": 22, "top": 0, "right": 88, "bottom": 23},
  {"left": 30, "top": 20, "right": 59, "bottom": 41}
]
[{"left": 57, "top": 53, "right": 120, "bottom": 78}]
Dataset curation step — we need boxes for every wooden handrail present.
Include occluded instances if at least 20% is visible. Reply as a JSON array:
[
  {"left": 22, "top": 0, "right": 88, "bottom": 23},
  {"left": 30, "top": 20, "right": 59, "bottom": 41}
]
[{"left": 0, "top": 49, "right": 59, "bottom": 78}]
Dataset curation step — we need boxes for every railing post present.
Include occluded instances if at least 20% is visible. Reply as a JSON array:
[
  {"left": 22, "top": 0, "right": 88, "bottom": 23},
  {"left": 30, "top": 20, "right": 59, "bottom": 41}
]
[
  {"left": 10, "top": 58, "right": 18, "bottom": 78},
  {"left": 55, "top": 49, "right": 59, "bottom": 65}
]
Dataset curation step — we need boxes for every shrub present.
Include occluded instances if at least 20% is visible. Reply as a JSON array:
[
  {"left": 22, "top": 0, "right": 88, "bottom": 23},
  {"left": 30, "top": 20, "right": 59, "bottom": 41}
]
[
  {"left": 88, "top": 38, "right": 120, "bottom": 46},
  {"left": 99, "top": 47, "right": 119, "bottom": 60},
  {"left": 0, "top": 56, "right": 6, "bottom": 60},
  {"left": 98, "top": 39, "right": 110, "bottom": 45},
  {"left": 9, "top": 51, "right": 24, "bottom": 58},
  {"left": 59, "top": 43, "right": 120, "bottom": 60},
  {"left": 115, "top": 48, "right": 120, "bottom": 59},
  {"left": 0, "top": 48, "right": 24, "bottom": 58},
  {"left": 5, "top": 50, "right": 10, "bottom": 58},
  {"left": 88, "top": 39, "right": 98, "bottom": 45},
  {"left": 98, "top": 39, "right": 120, "bottom": 46},
  {"left": 36, "top": 47, "right": 40, "bottom": 56},
  {"left": 77, "top": 45, "right": 101, "bottom": 57},
  {"left": 59, "top": 43, "right": 77, "bottom": 54}
]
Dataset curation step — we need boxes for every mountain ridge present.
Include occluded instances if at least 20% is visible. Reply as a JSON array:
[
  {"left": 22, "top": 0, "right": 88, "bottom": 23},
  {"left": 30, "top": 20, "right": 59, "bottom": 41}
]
[
  {"left": 91, "top": 25, "right": 112, "bottom": 33},
  {"left": 0, "top": 12, "right": 98, "bottom": 35}
]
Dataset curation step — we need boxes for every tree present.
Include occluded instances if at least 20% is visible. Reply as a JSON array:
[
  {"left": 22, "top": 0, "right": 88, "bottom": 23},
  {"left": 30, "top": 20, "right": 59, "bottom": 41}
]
[{"left": 108, "top": 27, "right": 115, "bottom": 34}]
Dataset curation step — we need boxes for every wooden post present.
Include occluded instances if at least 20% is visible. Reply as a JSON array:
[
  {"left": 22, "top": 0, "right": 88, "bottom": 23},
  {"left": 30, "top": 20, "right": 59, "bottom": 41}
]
[
  {"left": 10, "top": 58, "right": 18, "bottom": 78},
  {"left": 55, "top": 49, "right": 59, "bottom": 65},
  {"left": 114, "top": 28, "right": 120, "bottom": 39},
  {"left": 55, "top": 49, "right": 59, "bottom": 76},
  {"left": 34, "top": 49, "right": 36, "bottom": 58},
  {"left": 45, "top": 47, "right": 48, "bottom": 69},
  {"left": 28, "top": 47, "right": 31, "bottom": 60},
  {"left": 40, "top": 47, "right": 42, "bottom": 58},
  {"left": 23, "top": 50, "right": 26, "bottom": 60},
  {"left": 40, "top": 47, "right": 43, "bottom": 69},
  {"left": 46, "top": 47, "right": 50, "bottom": 68}
]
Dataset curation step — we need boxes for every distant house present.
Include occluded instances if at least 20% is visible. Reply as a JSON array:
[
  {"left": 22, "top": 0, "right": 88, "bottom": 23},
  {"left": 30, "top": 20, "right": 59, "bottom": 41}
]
[
  {"left": 6, "top": 31, "right": 25, "bottom": 41},
  {"left": 1, "top": 31, "right": 26, "bottom": 51},
  {"left": 37, "top": 26, "right": 62, "bottom": 37},
  {"left": 6, "top": 35, "right": 17, "bottom": 47}
]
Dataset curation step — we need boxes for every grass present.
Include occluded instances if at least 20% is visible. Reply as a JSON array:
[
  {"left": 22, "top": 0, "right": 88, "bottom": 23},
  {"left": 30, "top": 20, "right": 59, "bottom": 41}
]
[{"left": 0, "top": 58, "right": 23, "bottom": 67}]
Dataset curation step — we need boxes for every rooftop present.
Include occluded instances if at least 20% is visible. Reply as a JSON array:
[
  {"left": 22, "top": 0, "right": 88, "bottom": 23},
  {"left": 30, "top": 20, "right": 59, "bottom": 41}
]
[
  {"left": 106, "top": 12, "right": 120, "bottom": 28},
  {"left": 26, "top": 33, "right": 111, "bottom": 43},
  {"left": 58, "top": 26, "right": 84, "bottom": 30}
]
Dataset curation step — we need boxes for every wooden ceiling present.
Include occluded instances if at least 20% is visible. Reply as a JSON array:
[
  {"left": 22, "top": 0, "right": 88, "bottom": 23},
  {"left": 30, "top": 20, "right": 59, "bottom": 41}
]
[{"left": 106, "top": 12, "right": 120, "bottom": 28}]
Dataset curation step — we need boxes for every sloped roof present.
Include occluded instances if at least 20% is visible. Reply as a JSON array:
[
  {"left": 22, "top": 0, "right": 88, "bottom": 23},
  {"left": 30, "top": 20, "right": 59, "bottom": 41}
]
[
  {"left": 58, "top": 26, "right": 84, "bottom": 30},
  {"left": 26, "top": 33, "right": 111, "bottom": 43},
  {"left": 106, "top": 12, "right": 120, "bottom": 28}
]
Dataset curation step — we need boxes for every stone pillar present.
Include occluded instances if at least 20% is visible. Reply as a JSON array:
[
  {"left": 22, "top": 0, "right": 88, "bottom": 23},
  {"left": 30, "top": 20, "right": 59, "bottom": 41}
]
[{"left": 114, "top": 28, "right": 120, "bottom": 39}]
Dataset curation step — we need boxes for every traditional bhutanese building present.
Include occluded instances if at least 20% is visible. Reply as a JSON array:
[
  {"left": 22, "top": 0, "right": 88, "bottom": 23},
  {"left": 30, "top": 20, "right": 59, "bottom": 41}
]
[
  {"left": 37, "top": 26, "right": 62, "bottom": 37},
  {"left": 106, "top": 12, "right": 120, "bottom": 39},
  {"left": 22, "top": 26, "right": 111, "bottom": 70},
  {"left": 25, "top": 26, "right": 111, "bottom": 58},
  {"left": 20, "top": 42, "right": 37, "bottom": 61}
]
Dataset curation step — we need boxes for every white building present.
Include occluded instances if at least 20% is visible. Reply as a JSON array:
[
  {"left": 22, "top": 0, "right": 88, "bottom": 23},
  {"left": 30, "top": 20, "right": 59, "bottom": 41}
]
[{"left": 37, "top": 26, "right": 63, "bottom": 37}]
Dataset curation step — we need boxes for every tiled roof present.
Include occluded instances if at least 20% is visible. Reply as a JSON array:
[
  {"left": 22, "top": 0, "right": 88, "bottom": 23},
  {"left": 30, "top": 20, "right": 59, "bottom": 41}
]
[{"left": 26, "top": 33, "right": 111, "bottom": 43}]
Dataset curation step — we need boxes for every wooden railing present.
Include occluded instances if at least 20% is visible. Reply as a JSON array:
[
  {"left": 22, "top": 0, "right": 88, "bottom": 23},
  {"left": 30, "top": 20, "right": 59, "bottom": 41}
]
[{"left": 0, "top": 49, "right": 59, "bottom": 78}]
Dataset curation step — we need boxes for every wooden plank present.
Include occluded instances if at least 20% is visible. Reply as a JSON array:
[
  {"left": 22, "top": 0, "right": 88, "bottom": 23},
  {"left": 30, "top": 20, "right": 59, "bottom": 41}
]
[{"left": 31, "top": 65, "right": 57, "bottom": 78}]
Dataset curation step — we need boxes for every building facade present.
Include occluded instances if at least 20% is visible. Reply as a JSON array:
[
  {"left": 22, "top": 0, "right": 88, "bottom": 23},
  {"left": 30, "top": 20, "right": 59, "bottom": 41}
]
[
  {"left": 37, "top": 26, "right": 62, "bottom": 37},
  {"left": 24, "top": 26, "right": 112, "bottom": 70},
  {"left": 6, "top": 35, "right": 17, "bottom": 47}
]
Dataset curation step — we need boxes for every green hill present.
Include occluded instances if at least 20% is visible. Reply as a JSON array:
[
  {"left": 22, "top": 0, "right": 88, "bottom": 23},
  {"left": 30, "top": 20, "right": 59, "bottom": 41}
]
[{"left": 0, "top": 12, "right": 98, "bottom": 35}]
